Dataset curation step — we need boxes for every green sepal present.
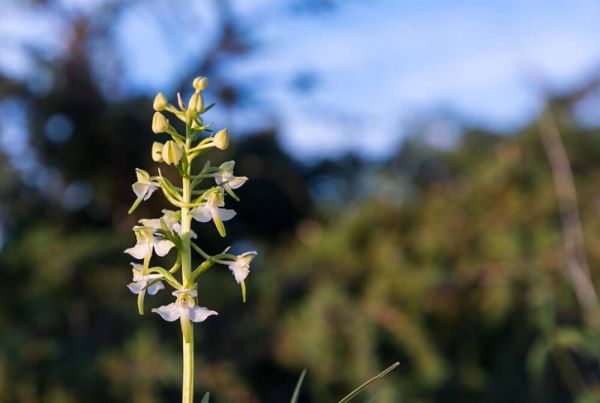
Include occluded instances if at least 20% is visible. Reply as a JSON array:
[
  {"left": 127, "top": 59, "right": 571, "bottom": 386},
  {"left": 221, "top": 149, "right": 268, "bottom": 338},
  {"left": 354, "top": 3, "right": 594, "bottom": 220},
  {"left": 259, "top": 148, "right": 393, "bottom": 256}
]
[
  {"left": 137, "top": 291, "right": 145, "bottom": 315},
  {"left": 128, "top": 196, "right": 144, "bottom": 214},
  {"left": 224, "top": 186, "right": 240, "bottom": 202},
  {"left": 212, "top": 212, "right": 227, "bottom": 238}
]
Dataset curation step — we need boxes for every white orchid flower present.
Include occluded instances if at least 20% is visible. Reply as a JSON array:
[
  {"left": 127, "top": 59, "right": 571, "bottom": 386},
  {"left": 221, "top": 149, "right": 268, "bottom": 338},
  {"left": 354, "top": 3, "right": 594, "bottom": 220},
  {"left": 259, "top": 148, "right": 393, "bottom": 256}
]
[
  {"left": 132, "top": 169, "right": 159, "bottom": 201},
  {"left": 124, "top": 225, "right": 175, "bottom": 259},
  {"left": 228, "top": 251, "right": 257, "bottom": 283},
  {"left": 127, "top": 263, "right": 164, "bottom": 295},
  {"left": 190, "top": 189, "right": 235, "bottom": 236},
  {"left": 215, "top": 161, "right": 248, "bottom": 191},
  {"left": 152, "top": 289, "right": 218, "bottom": 323},
  {"left": 139, "top": 210, "right": 197, "bottom": 239}
]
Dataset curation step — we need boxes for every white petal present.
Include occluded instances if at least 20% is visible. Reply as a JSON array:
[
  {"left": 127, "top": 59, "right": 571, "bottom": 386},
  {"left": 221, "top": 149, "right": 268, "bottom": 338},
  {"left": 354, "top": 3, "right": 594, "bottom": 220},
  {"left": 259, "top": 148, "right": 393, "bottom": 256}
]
[
  {"left": 147, "top": 281, "right": 165, "bottom": 295},
  {"left": 228, "top": 176, "right": 248, "bottom": 189},
  {"left": 217, "top": 208, "right": 236, "bottom": 221},
  {"left": 131, "top": 269, "right": 143, "bottom": 282},
  {"left": 154, "top": 239, "right": 175, "bottom": 256},
  {"left": 135, "top": 168, "right": 150, "bottom": 182},
  {"left": 172, "top": 289, "right": 198, "bottom": 298},
  {"left": 124, "top": 243, "right": 148, "bottom": 260},
  {"left": 139, "top": 218, "right": 161, "bottom": 229},
  {"left": 188, "top": 306, "right": 218, "bottom": 322},
  {"left": 127, "top": 281, "right": 145, "bottom": 294},
  {"left": 161, "top": 210, "right": 180, "bottom": 229},
  {"left": 132, "top": 182, "right": 148, "bottom": 199},
  {"left": 190, "top": 205, "right": 212, "bottom": 222},
  {"left": 189, "top": 229, "right": 198, "bottom": 239},
  {"left": 152, "top": 303, "right": 181, "bottom": 321},
  {"left": 230, "top": 265, "right": 250, "bottom": 283},
  {"left": 143, "top": 184, "right": 158, "bottom": 201},
  {"left": 215, "top": 174, "right": 226, "bottom": 185}
]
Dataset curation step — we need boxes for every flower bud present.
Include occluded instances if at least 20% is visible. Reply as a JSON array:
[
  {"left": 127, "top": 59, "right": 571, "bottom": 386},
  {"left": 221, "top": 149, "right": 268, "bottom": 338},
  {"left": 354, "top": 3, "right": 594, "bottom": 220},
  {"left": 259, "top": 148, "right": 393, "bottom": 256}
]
[
  {"left": 192, "top": 76, "right": 208, "bottom": 91},
  {"left": 213, "top": 128, "right": 229, "bottom": 150},
  {"left": 187, "top": 93, "right": 202, "bottom": 122},
  {"left": 188, "top": 93, "right": 199, "bottom": 113},
  {"left": 152, "top": 112, "right": 169, "bottom": 134},
  {"left": 151, "top": 142, "right": 164, "bottom": 162},
  {"left": 196, "top": 94, "right": 204, "bottom": 113},
  {"left": 153, "top": 92, "right": 168, "bottom": 111},
  {"left": 162, "top": 140, "right": 184, "bottom": 165}
]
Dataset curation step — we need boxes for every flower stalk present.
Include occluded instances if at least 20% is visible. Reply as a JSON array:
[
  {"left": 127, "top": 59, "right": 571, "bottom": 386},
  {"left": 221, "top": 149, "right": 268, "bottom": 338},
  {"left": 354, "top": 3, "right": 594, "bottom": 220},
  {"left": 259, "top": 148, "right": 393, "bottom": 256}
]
[{"left": 124, "top": 77, "right": 257, "bottom": 403}]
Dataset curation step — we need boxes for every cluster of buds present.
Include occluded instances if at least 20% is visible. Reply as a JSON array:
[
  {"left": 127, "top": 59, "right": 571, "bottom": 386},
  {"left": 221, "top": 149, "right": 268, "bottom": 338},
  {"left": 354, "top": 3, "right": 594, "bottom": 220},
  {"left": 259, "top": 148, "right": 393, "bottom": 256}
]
[{"left": 125, "top": 77, "right": 257, "bottom": 341}]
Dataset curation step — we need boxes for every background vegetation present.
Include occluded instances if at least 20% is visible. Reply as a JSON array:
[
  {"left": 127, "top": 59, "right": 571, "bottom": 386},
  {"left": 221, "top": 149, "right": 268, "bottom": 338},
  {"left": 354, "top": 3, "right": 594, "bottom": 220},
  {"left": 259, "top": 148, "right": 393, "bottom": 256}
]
[{"left": 2, "top": 1, "right": 600, "bottom": 402}]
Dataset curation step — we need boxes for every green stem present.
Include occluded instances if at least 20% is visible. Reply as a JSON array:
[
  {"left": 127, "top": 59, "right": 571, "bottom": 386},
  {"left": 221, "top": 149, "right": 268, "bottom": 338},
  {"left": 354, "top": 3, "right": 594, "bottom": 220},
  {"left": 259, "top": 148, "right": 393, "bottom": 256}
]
[
  {"left": 181, "top": 123, "right": 195, "bottom": 403},
  {"left": 182, "top": 330, "right": 194, "bottom": 403}
]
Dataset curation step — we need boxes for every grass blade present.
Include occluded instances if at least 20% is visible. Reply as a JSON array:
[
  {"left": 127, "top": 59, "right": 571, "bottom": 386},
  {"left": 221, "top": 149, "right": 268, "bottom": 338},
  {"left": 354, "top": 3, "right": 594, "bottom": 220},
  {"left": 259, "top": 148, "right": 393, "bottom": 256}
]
[
  {"left": 338, "top": 362, "right": 399, "bottom": 403},
  {"left": 201, "top": 392, "right": 210, "bottom": 403},
  {"left": 290, "top": 369, "right": 307, "bottom": 403}
]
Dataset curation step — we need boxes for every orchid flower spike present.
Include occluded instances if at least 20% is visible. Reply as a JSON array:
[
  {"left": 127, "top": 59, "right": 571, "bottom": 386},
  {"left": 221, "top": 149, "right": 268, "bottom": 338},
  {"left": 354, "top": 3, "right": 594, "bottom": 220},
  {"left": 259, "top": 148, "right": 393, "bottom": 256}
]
[
  {"left": 127, "top": 263, "right": 165, "bottom": 295},
  {"left": 215, "top": 161, "right": 248, "bottom": 194},
  {"left": 132, "top": 169, "right": 159, "bottom": 201},
  {"left": 228, "top": 251, "right": 258, "bottom": 283},
  {"left": 125, "top": 225, "right": 175, "bottom": 259},
  {"left": 190, "top": 188, "right": 235, "bottom": 237},
  {"left": 152, "top": 289, "right": 218, "bottom": 323}
]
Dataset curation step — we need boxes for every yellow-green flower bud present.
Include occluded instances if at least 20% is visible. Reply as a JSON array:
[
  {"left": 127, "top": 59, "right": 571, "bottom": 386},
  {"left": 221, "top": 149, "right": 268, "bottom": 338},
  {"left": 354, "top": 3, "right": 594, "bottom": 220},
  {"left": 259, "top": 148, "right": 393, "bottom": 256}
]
[
  {"left": 162, "top": 140, "right": 184, "bottom": 165},
  {"left": 188, "top": 93, "right": 199, "bottom": 113},
  {"left": 196, "top": 94, "right": 204, "bottom": 113},
  {"left": 151, "top": 142, "right": 164, "bottom": 162},
  {"left": 187, "top": 93, "right": 203, "bottom": 121},
  {"left": 152, "top": 112, "right": 169, "bottom": 134},
  {"left": 153, "top": 92, "right": 168, "bottom": 111},
  {"left": 193, "top": 76, "right": 208, "bottom": 91},
  {"left": 213, "top": 128, "right": 229, "bottom": 150}
]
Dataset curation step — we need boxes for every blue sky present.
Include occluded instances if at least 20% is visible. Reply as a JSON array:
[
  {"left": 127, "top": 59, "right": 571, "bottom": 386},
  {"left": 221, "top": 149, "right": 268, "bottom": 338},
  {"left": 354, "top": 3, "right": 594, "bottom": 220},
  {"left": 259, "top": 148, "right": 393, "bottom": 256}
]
[{"left": 2, "top": 0, "right": 600, "bottom": 159}]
